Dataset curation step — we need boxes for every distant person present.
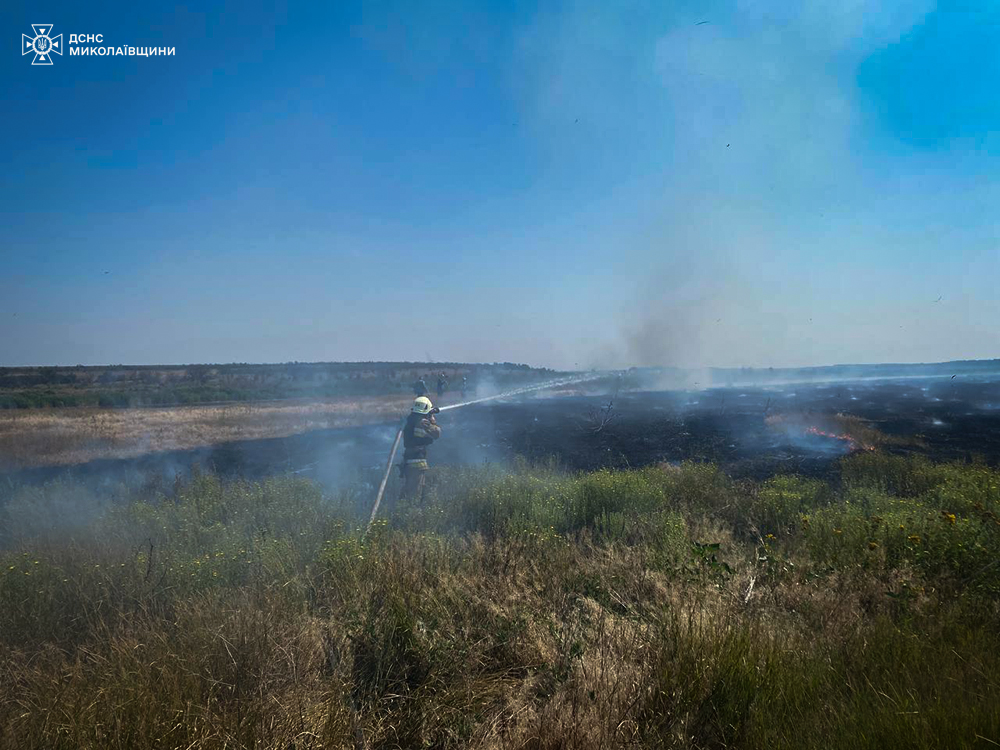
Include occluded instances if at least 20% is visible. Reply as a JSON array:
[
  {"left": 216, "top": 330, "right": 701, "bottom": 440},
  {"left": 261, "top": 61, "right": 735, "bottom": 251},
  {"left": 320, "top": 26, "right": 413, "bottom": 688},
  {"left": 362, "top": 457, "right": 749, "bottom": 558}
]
[
  {"left": 398, "top": 396, "right": 441, "bottom": 505},
  {"left": 461, "top": 375, "right": 468, "bottom": 399},
  {"left": 436, "top": 372, "right": 448, "bottom": 399},
  {"left": 412, "top": 378, "right": 428, "bottom": 396}
]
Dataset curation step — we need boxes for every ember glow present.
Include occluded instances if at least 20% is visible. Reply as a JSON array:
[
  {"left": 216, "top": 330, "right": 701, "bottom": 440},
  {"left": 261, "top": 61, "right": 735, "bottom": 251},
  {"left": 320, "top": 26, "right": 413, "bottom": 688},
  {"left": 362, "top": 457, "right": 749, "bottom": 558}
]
[
  {"left": 765, "top": 413, "right": 878, "bottom": 454},
  {"left": 804, "top": 426, "right": 873, "bottom": 452}
]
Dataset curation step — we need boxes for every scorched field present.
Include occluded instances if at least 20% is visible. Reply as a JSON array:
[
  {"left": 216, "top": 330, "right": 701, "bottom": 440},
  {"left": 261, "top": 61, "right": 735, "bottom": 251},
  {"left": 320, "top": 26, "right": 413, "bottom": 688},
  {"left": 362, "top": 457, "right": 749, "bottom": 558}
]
[{"left": 1, "top": 371, "right": 999, "bottom": 749}]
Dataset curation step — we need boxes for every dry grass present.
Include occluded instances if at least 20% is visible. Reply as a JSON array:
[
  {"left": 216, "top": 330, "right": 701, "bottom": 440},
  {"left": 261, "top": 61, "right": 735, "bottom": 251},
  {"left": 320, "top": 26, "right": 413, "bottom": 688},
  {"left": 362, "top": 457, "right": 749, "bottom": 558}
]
[
  {"left": 0, "top": 396, "right": 413, "bottom": 471},
  {"left": 1, "top": 456, "right": 999, "bottom": 748},
  {"left": 765, "top": 411, "right": 920, "bottom": 451}
]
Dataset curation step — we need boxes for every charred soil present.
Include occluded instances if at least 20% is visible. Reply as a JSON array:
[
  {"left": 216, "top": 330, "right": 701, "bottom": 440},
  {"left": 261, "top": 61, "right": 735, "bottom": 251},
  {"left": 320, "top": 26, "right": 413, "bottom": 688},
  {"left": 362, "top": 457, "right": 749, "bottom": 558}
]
[{"left": 4, "top": 376, "right": 1000, "bottom": 490}]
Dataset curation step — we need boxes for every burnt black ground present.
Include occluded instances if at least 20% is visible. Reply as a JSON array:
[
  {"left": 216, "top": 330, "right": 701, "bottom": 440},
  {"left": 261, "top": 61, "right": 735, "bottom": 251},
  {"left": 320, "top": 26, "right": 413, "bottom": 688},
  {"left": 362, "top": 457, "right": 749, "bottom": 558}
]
[
  {"left": 3, "top": 375, "right": 1000, "bottom": 494},
  {"left": 479, "top": 376, "right": 1000, "bottom": 480}
]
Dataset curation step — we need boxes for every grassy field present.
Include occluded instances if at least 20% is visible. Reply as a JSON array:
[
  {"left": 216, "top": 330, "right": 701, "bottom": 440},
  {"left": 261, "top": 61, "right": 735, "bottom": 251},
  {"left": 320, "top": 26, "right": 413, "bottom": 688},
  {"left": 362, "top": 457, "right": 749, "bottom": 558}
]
[
  {"left": 1, "top": 452, "right": 999, "bottom": 749},
  {"left": 0, "top": 362, "right": 558, "bottom": 410},
  {"left": 0, "top": 396, "right": 414, "bottom": 471}
]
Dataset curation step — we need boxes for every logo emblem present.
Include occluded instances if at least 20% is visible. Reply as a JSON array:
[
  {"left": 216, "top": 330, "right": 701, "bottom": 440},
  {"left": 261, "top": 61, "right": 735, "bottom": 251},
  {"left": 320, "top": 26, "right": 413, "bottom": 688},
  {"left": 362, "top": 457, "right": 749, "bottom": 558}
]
[{"left": 22, "top": 24, "right": 62, "bottom": 65}]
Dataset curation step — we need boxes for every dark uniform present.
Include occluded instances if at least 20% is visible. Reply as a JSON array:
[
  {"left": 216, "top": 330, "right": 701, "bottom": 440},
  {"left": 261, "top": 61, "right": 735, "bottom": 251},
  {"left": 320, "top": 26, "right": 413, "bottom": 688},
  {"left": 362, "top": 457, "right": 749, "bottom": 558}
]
[
  {"left": 413, "top": 378, "right": 428, "bottom": 396},
  {"left": 436, "top": 374, "right": 448, "bottom": 399},
  {"left": 399, "top": 411, "right": 441, "bottom": 502}
]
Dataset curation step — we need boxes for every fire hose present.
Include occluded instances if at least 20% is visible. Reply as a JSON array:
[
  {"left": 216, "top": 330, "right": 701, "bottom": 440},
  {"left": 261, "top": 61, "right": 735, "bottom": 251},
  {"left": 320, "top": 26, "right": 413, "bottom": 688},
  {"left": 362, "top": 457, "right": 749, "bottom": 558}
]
[{"left": 365, "top": 374, "right": 601, "bottom": 531}]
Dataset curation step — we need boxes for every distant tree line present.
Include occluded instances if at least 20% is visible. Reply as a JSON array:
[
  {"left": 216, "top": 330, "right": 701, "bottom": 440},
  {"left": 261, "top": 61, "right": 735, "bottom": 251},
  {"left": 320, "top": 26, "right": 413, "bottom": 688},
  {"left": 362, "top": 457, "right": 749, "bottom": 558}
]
[{"left": 0, "top": 362, "right": 564, "bottom": 409}]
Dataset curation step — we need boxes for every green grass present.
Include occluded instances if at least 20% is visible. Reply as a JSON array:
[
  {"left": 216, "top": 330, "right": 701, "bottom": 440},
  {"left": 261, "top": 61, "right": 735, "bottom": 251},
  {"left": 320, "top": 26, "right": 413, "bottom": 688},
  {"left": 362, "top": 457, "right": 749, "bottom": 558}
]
[
  {"left": 0, "top": 362, "right": 562, "bottom": 409},
  {"left": 1, "top": 454, "right": 999, "bottom": 748}
]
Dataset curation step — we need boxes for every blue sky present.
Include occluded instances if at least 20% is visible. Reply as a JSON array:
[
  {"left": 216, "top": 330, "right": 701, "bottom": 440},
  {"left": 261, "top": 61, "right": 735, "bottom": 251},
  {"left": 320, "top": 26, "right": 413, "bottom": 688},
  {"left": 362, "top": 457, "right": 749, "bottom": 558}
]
[{"left": 1, "top": 0, "right": 998, "bottom": 369}]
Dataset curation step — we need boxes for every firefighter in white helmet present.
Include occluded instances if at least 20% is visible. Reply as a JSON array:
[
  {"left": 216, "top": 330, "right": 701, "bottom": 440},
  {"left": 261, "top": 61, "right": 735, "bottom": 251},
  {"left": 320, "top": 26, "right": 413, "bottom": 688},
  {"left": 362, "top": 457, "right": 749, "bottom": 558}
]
[{"left": 398, "top": 396, "right": 441, "bottom": 505}]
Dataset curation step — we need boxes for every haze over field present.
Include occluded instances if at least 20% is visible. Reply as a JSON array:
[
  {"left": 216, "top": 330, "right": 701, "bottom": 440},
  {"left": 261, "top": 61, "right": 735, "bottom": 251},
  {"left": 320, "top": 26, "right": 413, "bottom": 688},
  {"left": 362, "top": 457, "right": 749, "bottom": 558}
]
[
  {"left": 7, "top": 6, "right": 1000, "bottom": 747},
  {"left": 3, "top": 0, "right": 999, "bottom": 368}
]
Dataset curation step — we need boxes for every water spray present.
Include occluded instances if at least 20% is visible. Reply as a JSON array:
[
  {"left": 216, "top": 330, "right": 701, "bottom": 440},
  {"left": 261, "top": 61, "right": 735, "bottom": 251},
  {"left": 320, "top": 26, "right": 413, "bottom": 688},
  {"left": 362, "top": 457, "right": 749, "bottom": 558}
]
[
  {"left": 365, "top": 373, "right": 603, "bottom": 531},
  {"left": 436, "top": 374, "right": 599, "bottom": 412}
]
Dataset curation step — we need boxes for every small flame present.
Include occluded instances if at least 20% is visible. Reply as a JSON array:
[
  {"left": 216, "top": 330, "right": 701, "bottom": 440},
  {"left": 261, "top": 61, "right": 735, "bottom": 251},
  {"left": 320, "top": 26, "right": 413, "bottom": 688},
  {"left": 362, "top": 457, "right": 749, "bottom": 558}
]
[
  {"left": 765, "top": 413, "right": 878, "bottom": 453},
  {"left": 804, "top": 426, "right": 873, "bottom": 452}
]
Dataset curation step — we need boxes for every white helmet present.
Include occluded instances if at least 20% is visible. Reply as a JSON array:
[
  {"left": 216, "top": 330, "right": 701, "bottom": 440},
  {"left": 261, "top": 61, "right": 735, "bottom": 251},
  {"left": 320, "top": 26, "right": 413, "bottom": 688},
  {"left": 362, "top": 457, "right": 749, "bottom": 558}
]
[{"left": 412, "top": 396, "right": 434, "bottom": 414}]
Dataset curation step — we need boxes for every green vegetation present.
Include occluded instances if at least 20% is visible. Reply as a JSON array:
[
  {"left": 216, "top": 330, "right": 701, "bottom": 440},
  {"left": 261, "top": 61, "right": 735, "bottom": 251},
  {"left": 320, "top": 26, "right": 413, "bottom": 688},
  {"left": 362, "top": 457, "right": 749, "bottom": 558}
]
[
  {"left": 1, "top": 453, "right": 999, "bottom": 748},
  {"left": 0, "top": 361, "right": 561, "bottom": 409}
]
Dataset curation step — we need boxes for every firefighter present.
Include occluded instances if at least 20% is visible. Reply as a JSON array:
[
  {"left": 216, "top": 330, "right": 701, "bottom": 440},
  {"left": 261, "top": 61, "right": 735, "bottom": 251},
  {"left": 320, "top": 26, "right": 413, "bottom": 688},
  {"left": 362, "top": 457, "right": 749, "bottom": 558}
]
[
  {"left": 412, "top": 377, "right": 428, "bottom": 396},
  {"left": 398, "top": 396, "right": 441, "bottom": 504},
  {"left": 436, "top": 372, "right": 448, "bottom": 399},
  {"left": 460, "top": 375, "right": 468, "bottom": 399}
]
